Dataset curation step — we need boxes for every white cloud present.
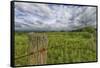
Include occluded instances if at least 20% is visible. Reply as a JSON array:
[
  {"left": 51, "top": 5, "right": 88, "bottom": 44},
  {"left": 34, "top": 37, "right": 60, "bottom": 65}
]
[{"left": 15, "top": 2, "right": 97, "bottom": 32}]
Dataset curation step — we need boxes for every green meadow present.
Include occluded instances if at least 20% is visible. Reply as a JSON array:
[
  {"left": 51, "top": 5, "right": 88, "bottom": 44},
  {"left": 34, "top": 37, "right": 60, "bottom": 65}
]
[{"left": 14, "top": 27, "right": 97, "bottom": 66}]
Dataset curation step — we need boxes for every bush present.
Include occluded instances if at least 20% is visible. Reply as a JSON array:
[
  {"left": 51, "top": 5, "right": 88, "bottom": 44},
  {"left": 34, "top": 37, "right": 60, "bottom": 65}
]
[{"left": 82, "top": 27, "right": 96, "bottom": 33}]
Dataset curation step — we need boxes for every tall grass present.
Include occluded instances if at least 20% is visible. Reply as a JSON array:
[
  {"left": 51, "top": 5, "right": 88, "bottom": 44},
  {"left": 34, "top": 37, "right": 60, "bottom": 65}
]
[
  {"left": 14, "top": 28, "right": 97, "bottom": 66},
  {"left": 47, "top": 32, "right": 96, "bottom": 64}
]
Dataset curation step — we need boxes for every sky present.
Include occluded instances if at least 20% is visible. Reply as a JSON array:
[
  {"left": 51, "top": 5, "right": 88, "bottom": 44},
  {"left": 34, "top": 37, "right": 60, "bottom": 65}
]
[{"left": 14, "top": 2, "right": 97, "bottom": 32}]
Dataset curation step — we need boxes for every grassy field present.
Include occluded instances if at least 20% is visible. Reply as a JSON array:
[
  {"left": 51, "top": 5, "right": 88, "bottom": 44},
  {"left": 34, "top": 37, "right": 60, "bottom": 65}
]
[{"left": 14, "top": 27, "right": 97, "bottom": 66}]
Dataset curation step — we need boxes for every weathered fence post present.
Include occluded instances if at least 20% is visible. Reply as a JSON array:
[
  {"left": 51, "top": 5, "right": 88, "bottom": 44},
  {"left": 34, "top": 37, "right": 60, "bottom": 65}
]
[{"left": 28, "top": 32, "right": 48, "bottom": 65}]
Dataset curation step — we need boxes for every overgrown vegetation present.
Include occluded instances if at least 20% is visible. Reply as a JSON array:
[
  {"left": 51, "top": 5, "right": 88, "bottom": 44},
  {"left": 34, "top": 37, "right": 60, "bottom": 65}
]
[{"left": 14, "top": 27, "right": 97, "bottom": 66}]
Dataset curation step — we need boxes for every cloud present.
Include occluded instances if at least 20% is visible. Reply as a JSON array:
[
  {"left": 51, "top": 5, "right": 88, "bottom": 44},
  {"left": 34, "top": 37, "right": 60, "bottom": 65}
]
[{"left": 14, "top": 2, "right": 97, "bottom": 32}]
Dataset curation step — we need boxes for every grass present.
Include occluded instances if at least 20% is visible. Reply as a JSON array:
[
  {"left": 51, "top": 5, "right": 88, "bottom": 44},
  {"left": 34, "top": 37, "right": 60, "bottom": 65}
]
[
  {"left": 47, "top": 32, "right": 96, "bottom": 64},
  {"left": 14, "top": 32, "right": 29, "bottom": 66},
  {"left": 14, "top": 27, "right": 97, "bottom": 66}
]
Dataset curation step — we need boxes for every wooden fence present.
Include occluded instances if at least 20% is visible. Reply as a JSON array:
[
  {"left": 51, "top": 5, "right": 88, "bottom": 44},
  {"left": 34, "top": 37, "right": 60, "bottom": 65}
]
[{"left": 28, "top": 32, "right": 48, "bottom": 65}]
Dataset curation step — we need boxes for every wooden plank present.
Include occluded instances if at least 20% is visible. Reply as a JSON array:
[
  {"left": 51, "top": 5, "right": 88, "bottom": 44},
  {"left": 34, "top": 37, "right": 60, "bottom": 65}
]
[{"left": 28, "top": 32, "right": 48, "bottom": 65}]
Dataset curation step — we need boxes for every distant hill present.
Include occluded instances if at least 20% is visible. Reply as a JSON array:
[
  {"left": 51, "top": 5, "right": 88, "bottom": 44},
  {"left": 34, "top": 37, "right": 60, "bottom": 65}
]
[{"left": 70, "top": 26, "right": 97, "bottom": 33}]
